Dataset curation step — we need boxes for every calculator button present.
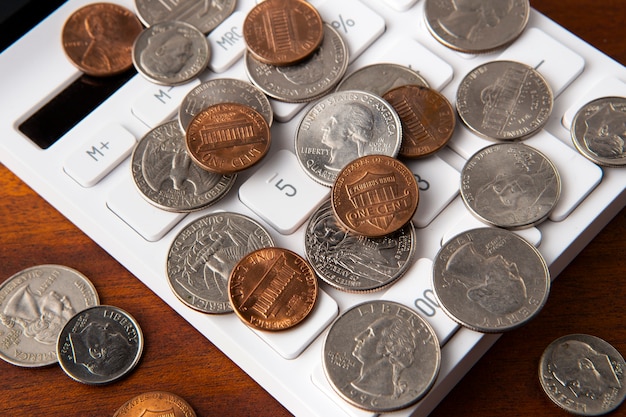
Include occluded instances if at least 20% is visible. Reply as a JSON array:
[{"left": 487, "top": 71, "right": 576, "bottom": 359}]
[
  {"left": 270, "top": 99, "right": 307, "bottom": 123},
  {"left": 131, "top": 79, "right": 201, "bottom": 128},
  {"left": 561, "top": 77, "right": 626, "bottom": 130},
  {"left": 380, "top": 0, "right": 419, "bottom": 12},
  {"left": 207, "top": 11, "right": 247, "bottom": 73}
]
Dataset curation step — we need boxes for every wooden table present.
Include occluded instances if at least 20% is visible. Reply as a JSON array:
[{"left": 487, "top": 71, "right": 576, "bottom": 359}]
[{"left": 1, "top": 1, "right": 625, "bottom": 415}]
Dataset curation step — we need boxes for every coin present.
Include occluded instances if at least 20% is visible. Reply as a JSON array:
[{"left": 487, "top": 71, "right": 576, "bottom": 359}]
[
  {"left": 331, "top": 155, "right": 419, "bottom": 237},
  {"left": 245, "top": 23, "right": 348, "bottom": 103},
  {"left": 228, "top": 247, "right": 318, "bottom": 331},
  {"left": 383, "top": 85, "right": 456, "bottom": 158},
  {"left": 243, "top": 0, "right": 324, "bottom": 66},
  {"left": 456, "top": 60, "right": 553, "bottom": 140},
  {"left": 57, "top": 305, "right": 143, "bottom": 384},
  {"left": 134, "top": 0, "right": 236, "bottom": 34},
  {"left": 131, "top": 120, "right": 237, "bottom": 212},
  {"left": 335, "top": 62, "right": 429, "bottom": 95},
  {"left": 295, "top": 90, "right": 402, "bottom": 186},
  {"left": 113, "top": 391, "right": 196, "bottom": 417},
  {"left": 424, "top": 0, "right": 530, "bottom": 54},
  {"left": 166, "top": 212, "right": 275, "bottom": 314},
  {"left": 571, "top": 96, "right": 626, "bottom": 167},
  {"left": 0, "top": 265, "right": 99, "bottom": 367},
  {"left": 132, "top": 20, "right": 210, "bottom": 86},
  {"left": 460, "top": 142, "right": 561, "bottom": 229},
  {"left": 322, "top": 300, "right": 441, "bottom": 412},
  {"left": 185, "top": 102, "right": 271, "bottom": 174},
  {"left": 539, "top": 334, "right": 626, "bottom": 416},
  {"left": 305, "top": 199, "right": 416, "bottom": 293},
  {"left": 178, "top": 78, "right": 273, "bottom": 132},
  {"left": 432, "top": 227, "right": 550, "bottom": 333},
  {"left": 61, "top": 2, "right": 143, "bottom": 77}
]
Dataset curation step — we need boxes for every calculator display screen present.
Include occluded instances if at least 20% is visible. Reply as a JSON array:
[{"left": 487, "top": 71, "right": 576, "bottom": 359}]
[{"left": 0, "top": 0, "right": 67, "bottom": 52}]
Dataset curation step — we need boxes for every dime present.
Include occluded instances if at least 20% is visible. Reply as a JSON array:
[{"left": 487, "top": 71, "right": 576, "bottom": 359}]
[
  {"left": 305, "top": 200, "right": 416, "bottom": 293},
  {"left": 131, "top": 120, "right": 236, "bottom": 212},
  {"left": 322, "top": 300, "right": 441, "bottom": 412},
  {"left": 383, "top": 85, "right": 456, "bottom": 158},
  {"left": 166, "top": 212, "right": 275, "bottom": 314},
  {"left": 456, "top": 60, "right": 553, "bottom": 140},
  {"left": 571, "top": 96, "right": 626, "bottom": 167},
  {"left": 185, "top": 103, "right": 271, "bottom": 174},
  {"left": 245, "top": 23, "right": 348, "bottom": 103},
  {"left": 460, "top": 142, "right": 561, "bottom": 229},
  {"left": 539, "top": 334, "right": 626, "bottom": 416},
  {"left": 61, "top": 2, "right": 143, "bottom": 76},
  {"left": 432, "top": 227, "right": 550, "bottom": 333},
  {"left": 331, "top": 155, "right": 419, "bottom": 237},
  {"left": 335, "top": 62, "right": 429, "bottom": 95},
  {"left": 295, "top": 90, "right": 402, "bottom": 186},
  {"left": 113, "top": 391, "right": 196, "bottom": 417},
  {"left": 424, "top": 0, "right": 530, "bottom": 54},
  {"left": 243, "top": 0, "right": 324, "bottom": 66},
  {"left": 228, "top": 247, "right": 318, "bottom": 331},
  {"left": 132, "top": 20, "right": 210, "bottom": 86},
  {"left": 178, "top": 78, "right": 273, "bottom": 132},
  {"left": 134, "top": 0, "right": 236, "bottom": 34},
  {"left": 0, "top": 265, "right": 99, "bottom": 367},
  {"left": 57, "top": 305, "right": 143, "bottom": 384}
]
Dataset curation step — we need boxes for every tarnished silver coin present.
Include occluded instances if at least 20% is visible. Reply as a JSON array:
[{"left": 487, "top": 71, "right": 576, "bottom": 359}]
[
  {"left": 57, "top": 305, "right": 143, "bottom": 384},
  {"left": 323, "top": 300, "right": 440, "bottom": 412},
  {"left": 460, "top": 142, "right": 561, "bottom": 229},
  {"left": 134, "top": 0, "right": 236, "bottom": 34},
  {"left": 539, "top": 334, "right": 626, "bottom": 416},
  {"left": 304, "top": 200, "right": 416, "bottom": 293},
  {"left": 571, "top": 96, "right": 626, "bottom": 167},
  {"left": 433, "top": 227, "right": 550, "bottom": 333},
  {"left": 132, "top": 20, "right": 210, "bottom": 85},
  {"left": 178, "top": 78, "right": 273, "bottom": 132},
  {"left": 0, "top": 265, "right": 99, "bottom": 367},
  {"left": 166, "top": 212, "right": 274, "bottom": 314},
  {"left": 295, "top": 90, "right": 402, "bottom": 186},
  {"left": 244, "top": 23, "right": 348, "bottom": 103},
  {"left": 131, "top": 120, "right": 236, "bottom": 212},
  {"left": 456, "top": 60, "right": 553, "bottom": 140},
  {"left": 335, "top": 62, "right": 429, "bottom": 95},
  {"left": 424, "top": 0, "right": 530, "bottom": 54}
]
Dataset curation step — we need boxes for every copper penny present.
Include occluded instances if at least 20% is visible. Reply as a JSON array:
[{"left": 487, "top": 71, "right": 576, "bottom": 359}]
[
  {"left": 61, "top": 2, "right": 143, "bottom": 77},
  {"left": 113, "top": 391, "right": 196, "bottom": 417},
  {"left": 228, "top": 247, "right": 319, "bottom": 331},
  {"left": 243, "top": 0, "right": 324, "bottom": 66},
  {"left": 383, "top": 85, "right": 456, "bottom": 159},
  {"left": 185, "top": 103, "right": 271, "bottom": 174},
  {"left": 332, "top": 155, "right": 419, "bottom": 237}
]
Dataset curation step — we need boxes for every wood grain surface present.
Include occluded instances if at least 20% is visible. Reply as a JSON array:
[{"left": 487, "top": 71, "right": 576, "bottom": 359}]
[{"left": 1, "top": 1, "right": 625, "bottom": 416}]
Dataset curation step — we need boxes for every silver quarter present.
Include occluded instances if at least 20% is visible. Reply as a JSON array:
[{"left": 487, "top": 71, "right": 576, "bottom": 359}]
[
  {"left": 460, "top": 142, "right": 561, "bottom": 229},
  {"left": 295, "top": 90, "right": 402, "bottom": 186},
  {"left": 571, "top": 96, "right": 626, "bottom": 167},
  {"left": 134, "top": 0, "right": 236, "bottom": 34},
  {"left": 166, "top": 212, "right": 275, "bottom": 314},
  {"left": 335, "top": 62, "right": 429, "bottom": 95},
  {"left": 178, "top": 78, "right": 273, "bottom": 132},
  {"left": 424, "top": 0, "right": 530, "bottom": 54},
  {"left": 456, "top": 60, "right": 553, "bottom": 140},
  {"left": 304, "top": 200, "right": 416, "bottom": 293},
  {"left": 132, "top": 20, "right": 210, "bottom": 86},
  {"left": 131, "top": 120, "right": 236, "bottom": 212},
  {"left": 539, "top": 334, "right": 626, "bottom": 416},
  {"left": 0, "top": 264, "right": 99, "bottom": 367},
  {"left": 244, "top": 23, "right": 348, "bottom": 103},
  {"left": 433, "top": 227, "right": 550, "bottom": 333},
  {"left": 323, "top": 300, "right": 440, "bottom": 412},
  {"left": 57, "top": 305, "right": 143, "bottom": 384}
]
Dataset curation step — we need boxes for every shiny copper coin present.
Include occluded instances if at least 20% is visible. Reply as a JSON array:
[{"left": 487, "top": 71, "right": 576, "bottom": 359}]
[
  {"left": 61, "top": 2, "right": 143, "bottom": 77},
  {"left": 332, "top": 155, "right": 419, "bottom": 237},
  {"left": 228, "top": 247, "right": 319, "bottom": 331},
  {"left": 243, "top": 0, "right": 324, "bottom": 66},
  {"left": 383, "top": 85, "right": 456, "bottom": 158},
  {"left": 185, "top": 103, "right": 271, "bottom": 174},
  {"left": 113, "top": 391, "right": 196, "bottom": 417}
]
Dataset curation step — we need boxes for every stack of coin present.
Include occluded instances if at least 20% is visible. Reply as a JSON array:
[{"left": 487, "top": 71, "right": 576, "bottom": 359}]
[{"left": 134, "top": 0, "right": 236, "bottom": 35}]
